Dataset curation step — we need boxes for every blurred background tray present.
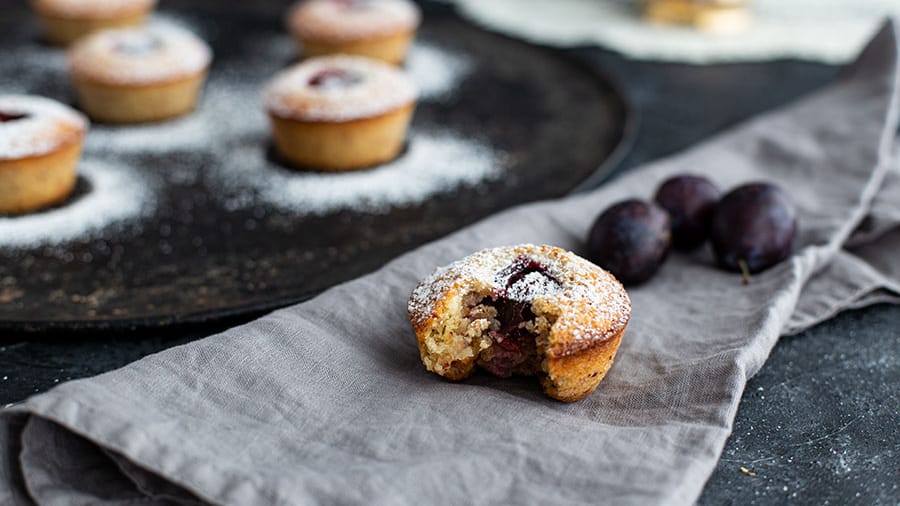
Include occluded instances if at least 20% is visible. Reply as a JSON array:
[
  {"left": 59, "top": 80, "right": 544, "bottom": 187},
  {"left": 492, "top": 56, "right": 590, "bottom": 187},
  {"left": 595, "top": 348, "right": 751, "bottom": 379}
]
[{"left": 0, "top": 1, "right": 633, "bottom": 331}]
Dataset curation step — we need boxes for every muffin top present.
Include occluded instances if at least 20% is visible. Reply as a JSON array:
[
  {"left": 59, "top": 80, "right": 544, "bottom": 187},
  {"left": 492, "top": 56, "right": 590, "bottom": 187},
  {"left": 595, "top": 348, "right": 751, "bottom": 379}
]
[
  {"left": 408, "top": 244, "right": 632, "bottom": 358},
  {"left": 287, "top": 0, "right": 421, "bottom": 43},
  {"left": 32, "top": 0, "right": 156, "bottom": 19},
  {"left": 0, "top": 95, "right": 88, "bottom": 161},
  {"left": 263, "top": 55, "right": 416, "bottom": 122},
  {"left": 68, "top": 25, "right": 212, "bottom": 86}
]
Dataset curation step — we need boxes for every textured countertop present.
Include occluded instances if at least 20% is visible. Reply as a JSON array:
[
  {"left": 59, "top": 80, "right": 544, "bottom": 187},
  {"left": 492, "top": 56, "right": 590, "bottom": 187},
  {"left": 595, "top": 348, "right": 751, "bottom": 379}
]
[{"left": 2, "top": 44, "right": 898, "bottom": 505}]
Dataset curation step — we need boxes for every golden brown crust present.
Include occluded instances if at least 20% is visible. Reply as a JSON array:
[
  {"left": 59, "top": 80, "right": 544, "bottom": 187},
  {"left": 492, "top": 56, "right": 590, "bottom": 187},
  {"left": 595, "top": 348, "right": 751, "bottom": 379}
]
[
  {"left": 269, "top": 102, "right": 414, "bottom": 171},
  {"left": 34, "top": 9, "right": 150, "bottom": 46},
  {"left": 540, "top": 329, "right": 624, "bottom": 402},
  {"left": 71, "top": 71, "right": 207, "bottom": 123},
  {"left": 0, "top": 140, "right": 82, "bottom": 214},
  {"left": 297, "top": 30, "right": 415, "bottom": 65},
  {"left": 32, "top": 0, "right": 155, "bottom": 19}
]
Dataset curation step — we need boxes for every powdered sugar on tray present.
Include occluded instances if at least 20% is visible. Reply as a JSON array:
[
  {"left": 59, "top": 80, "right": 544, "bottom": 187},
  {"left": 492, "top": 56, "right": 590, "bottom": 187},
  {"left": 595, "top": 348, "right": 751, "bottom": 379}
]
[
  {"left": 0, "top": 159, "right": 155, "bottom": 248},
  {"left": 73, "top": 32, "right": 491, "bottom": 215},
  {"left": 217, "top": 131, "right": 500, "bottom": 214},
  {"left": 407, "top": 42, "right": 473, "bottom": 100},
  {"left": 1, "top": 27, "right": 481, "bottom": 245}
]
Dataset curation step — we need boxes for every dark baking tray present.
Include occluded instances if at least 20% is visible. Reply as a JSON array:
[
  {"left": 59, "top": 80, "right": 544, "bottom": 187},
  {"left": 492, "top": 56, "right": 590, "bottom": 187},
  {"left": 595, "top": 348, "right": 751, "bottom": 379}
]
[{"left": 0, "top": 1, "right": 635, "bottom": 332}]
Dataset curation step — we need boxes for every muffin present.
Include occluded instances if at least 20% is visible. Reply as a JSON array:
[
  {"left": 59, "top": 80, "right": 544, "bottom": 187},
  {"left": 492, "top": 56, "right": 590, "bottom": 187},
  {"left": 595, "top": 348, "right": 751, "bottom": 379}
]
[
  {"left": 644, "top": 0, "right": 751, "bottom": 34},
  {"left": 0, "top": 95, "right": 88, "bottom": 214},
  {"left": 408, "top": 244, "right": 632, "bottom": 402},
  {"left": 263, "top": 55, "right": 416, "bottom": 171},
  {"left": 287, "top": 0, "right": 421, "bottom": 65},
  {"left": 31, "top": 0, "right": 157, "bottom": 46},
  {"left": 67, "top": 25, "right": 212, "bottom": 123}
]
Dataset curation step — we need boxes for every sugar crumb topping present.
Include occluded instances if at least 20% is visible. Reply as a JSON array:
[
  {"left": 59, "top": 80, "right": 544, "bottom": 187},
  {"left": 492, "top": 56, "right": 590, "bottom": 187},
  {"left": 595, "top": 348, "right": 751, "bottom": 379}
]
[
  {"left": 408, "top": 244, "right": 631, "bottom": 357},
  {"left": 0, "top": 95, "right": 87, "bottom": 161},
  {"left": 262, "top": 55, "right": 416, "bottom": 122},
  {"left": 68, "top": 24, "right": 212, "bottom": 86}
]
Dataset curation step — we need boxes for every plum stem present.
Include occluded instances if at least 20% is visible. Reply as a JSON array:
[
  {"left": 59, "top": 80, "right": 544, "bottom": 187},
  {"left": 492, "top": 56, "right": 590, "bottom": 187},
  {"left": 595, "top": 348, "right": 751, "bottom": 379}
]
[{"left": 738, "top": 259, "right": 752, "bottom": 285}]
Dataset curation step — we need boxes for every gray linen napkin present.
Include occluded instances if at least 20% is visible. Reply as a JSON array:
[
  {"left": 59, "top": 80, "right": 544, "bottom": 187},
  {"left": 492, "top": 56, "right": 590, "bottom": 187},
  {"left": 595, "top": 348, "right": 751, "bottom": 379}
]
[{"left": 2, "top": 21, "right": 899, "bottom": 506}]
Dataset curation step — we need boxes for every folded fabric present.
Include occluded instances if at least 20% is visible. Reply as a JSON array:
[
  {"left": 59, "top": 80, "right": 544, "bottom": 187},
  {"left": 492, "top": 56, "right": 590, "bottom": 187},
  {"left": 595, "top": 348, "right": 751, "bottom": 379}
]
[{"left": 2, "top": 20, "right": 898, "bottom": 506}]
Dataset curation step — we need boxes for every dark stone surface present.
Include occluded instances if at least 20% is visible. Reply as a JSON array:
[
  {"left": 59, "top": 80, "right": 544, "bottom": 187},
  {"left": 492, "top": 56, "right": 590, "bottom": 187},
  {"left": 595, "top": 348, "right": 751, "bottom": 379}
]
[
  {"left": 1, "top": 14, "right": 898, "bottom": 506},
  {"left": 699, "top": 305, "right": 900, "bottom": 505}
]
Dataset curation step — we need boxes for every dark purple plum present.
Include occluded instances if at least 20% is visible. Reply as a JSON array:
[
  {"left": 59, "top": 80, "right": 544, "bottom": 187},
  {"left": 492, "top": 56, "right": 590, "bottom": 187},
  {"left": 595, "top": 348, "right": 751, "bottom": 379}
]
[
  {"left": 0, "top": 111, "right": 27, "bottom": 122},
  {"left": 654, "top": 174, "right": 720, "bottom": 250},
  {"left": 587, "top": 199, "right": 671, "bottom": 285},
  {"left": 710, "top": 182, "right": 797, "bottom": 277},
  {"left": 308, "top": 68, "right": 362, "bottom": 88}
]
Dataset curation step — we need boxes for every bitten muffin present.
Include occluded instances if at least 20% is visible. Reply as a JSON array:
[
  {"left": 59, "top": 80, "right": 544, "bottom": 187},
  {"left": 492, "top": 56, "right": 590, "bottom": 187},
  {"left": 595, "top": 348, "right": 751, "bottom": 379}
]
[
  {"left": 263, "top": 55, "right": 416, "bottom": 171},
  {"left": 287, "top": 0, "right": 421, "bottom": 65},
  {"left": 31, "top": 0, "right": 157, "bottom": 46},
  {"left": 0, "top": 95, "right": 88, "bottom": 214},
  {"left": 408, "top": 244, "right": 631, "bottom": 402},
  {"left": 67, "top": 25, "right": 212, "bottom": 123},
  {"left": 643, "top": 0, "right": 751, "bottom": 34}
]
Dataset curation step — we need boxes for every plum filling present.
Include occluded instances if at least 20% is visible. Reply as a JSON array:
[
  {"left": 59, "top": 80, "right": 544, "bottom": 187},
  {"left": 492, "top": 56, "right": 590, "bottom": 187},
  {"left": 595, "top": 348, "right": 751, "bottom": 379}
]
[
  {"left": 0, "top": 111, "right": 28, "bottom": 122},
  {"left": 418, "top": 256, "right": 561, "bottom": 380},
  {"left": 475, "top": 256, "right": 561, "bottom": 378},
  {"left": 114, "top": 35, "right": 162, "bottom": 55},
  {"left": 308, "top": 69, "right": 364, "bottom": 90}
]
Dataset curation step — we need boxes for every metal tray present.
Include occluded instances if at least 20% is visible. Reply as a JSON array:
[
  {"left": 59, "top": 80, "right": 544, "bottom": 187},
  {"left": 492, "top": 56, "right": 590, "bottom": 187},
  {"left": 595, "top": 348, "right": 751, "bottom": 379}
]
[{"left": 0, "top": 1, "right": 634, "bottom": 331}]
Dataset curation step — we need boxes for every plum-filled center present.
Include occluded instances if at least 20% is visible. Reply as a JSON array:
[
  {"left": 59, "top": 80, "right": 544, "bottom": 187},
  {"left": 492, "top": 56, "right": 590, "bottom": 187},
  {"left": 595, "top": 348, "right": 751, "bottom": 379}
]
[
  {"left": 0, "top": 111, "right": 28, "bottom": 122},
  {"left": 308, "top": 69, "right": 364, "bottom": 90},
  {"left": 474, "top": 256, "right": 561, "bottom": 377}
]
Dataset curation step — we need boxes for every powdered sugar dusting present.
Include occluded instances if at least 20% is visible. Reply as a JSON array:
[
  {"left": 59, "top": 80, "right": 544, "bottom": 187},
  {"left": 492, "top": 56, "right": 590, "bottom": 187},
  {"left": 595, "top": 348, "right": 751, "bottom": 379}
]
[
  {"left": 287, "top": 0, "right": 420, "bottom": 43},
  {"left": 0, "top": 160, "right": 155, "bottom": 248},
  {"left": 0, "top": 95, "right": 87, "bottom": 160},
  {"left": 68, "top": 24, "right": 211, "bottom": 86},
  {"left": 406, "top": 42, "right": 473, "bottom": 100},
  {"left": 408, "top": 245, "right": 631, "bottom": 356},
  {"left": 505, "top": 270, "right": 562, "bottom": 302},
  {"left": 263, "top": 55, "right": 416, "bottom": 121},
  {"left": 216, "top": 131, "right": 500, "bottom": 215}
]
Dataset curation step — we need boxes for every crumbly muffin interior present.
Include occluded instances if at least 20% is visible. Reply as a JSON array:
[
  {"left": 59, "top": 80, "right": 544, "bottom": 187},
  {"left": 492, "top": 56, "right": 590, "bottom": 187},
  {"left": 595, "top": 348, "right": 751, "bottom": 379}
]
[{"left": 419, "top": 257, "right": 560, "bottom": 380}]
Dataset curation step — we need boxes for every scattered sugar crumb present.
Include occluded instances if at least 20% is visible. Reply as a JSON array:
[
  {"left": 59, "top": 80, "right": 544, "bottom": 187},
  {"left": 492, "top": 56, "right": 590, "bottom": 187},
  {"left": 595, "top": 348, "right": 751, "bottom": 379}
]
[
  {"left": 217, "top": 131, "right": 501, "bottom": 215},
  {"left": 407, "top": 42, "right": 474, "bottom": 100},
  {"left": 0, "top": 160, "right": 155, "bottom": 249}
]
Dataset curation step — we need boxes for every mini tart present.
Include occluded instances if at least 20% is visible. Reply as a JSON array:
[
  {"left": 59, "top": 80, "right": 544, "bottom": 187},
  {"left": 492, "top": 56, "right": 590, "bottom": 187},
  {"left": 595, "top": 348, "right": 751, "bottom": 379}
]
[
  {"left": 31, "top": 0, "right": 157, "bottom": 46},
  {"left": 67, "top": 26, "right": 212, "bottom": 124},
  {"left": 0, "top": 95, "right": 88, "bottom": 215},
  {"left": 263, "top": 55, "right": 416, "bottom": 171},
  {"left": 643, "top": 0, "right": 751, "bottom": 34},
  {"left": 408, "top": 244, "right": 632, "bottom": 402},
  {"left": 287, "top": 0, "right": 421, "bottom": 65}
]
